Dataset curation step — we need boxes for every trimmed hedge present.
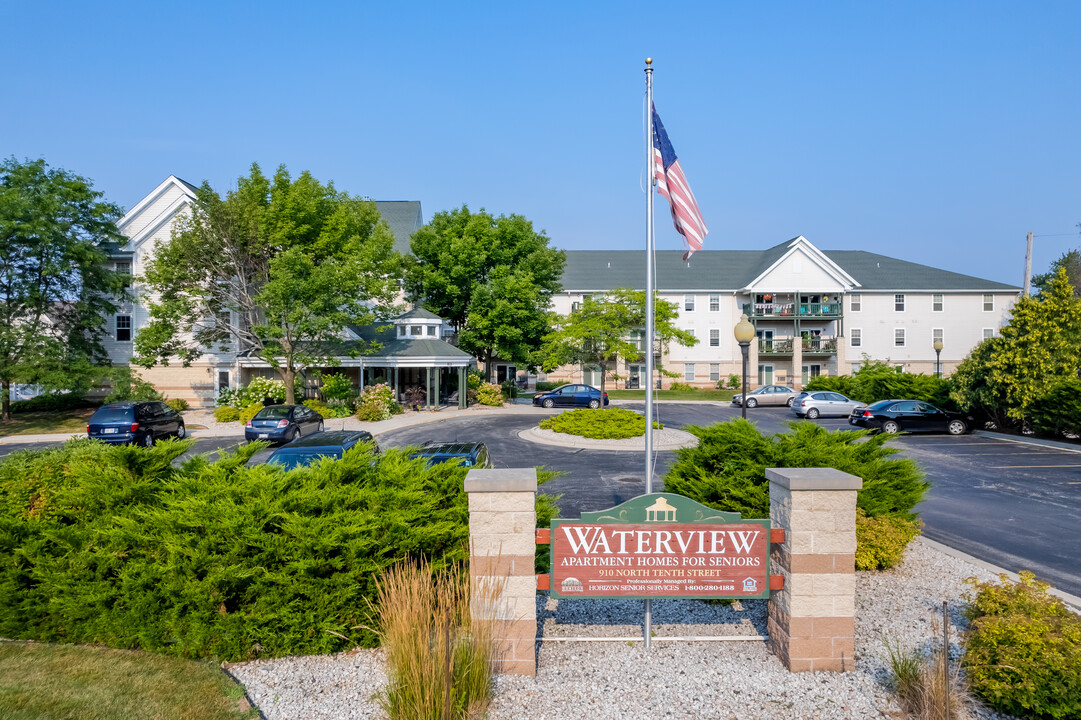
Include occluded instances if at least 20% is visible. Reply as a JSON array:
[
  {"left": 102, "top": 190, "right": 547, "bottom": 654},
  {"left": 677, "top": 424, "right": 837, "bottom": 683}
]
[
  {"left": 0, "top": 439, "right": 475, "bottom": 661},
  {"left": 540, "top": 407, "right": 662, "bottom": 439},
  {"left": 804, "top": 359, "right": 953, "bottom": 409}
]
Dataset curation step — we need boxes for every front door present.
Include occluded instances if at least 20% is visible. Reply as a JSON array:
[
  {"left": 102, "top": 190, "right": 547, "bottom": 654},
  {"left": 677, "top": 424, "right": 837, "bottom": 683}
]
[
  {"left": 801, "top": 364, "right": 821, "bottom": 386},
  {"left": 757, "top": 364, "right": 774, "bottom": 386}
]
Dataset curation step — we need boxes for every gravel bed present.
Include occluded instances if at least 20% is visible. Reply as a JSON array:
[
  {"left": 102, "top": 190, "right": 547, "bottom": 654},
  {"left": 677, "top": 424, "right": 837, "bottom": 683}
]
[{"left": 228, "top": 540, "right": 1024, "bottom": 720}]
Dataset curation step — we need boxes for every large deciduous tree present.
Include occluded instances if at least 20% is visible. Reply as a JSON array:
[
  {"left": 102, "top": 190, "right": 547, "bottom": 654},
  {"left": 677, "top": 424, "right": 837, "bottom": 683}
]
[
  {"left": 405, "top": 206, "right": 565, "bottom": 380},
  {"left": 1032, "top": 247, "right": 1081, "bottom": 298},
  {"left": 0, "top": 158, "right": 128, "bottom": 419},
  {"left": 136, "top": 164, "right": 403, "bottom": 404},
  {"left": 539, "top": 288, "right": 698, "bottom": 396}
]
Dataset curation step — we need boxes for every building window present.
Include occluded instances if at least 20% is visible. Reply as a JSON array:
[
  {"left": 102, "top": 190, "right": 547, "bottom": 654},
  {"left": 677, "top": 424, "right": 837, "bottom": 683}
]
[
  {"left": 685, "top": 328, "right": 695, "bottom": 339},
  {"left": 709, "top": 294, "right": 720, "bottom": 312},
  {"left": 410, "top": 325, "right": 423, "bottom": 336},
  {"left": 933, "top": 328, "right": 943, "bottom": 344},
  {"left": 217, "top": 371, "right": 230, "bottom": 393},
  {"left": 115, "top": 260, "right": 132, "bottom": 286},
  {"left": 116, "top": 315, "right": 132, "bottom": 342},
  {"left": 709, "top": 328, "right": 719, "bottom": 347},
  {"left": 684, "top": 363, "right": 695, "bottom": 382},
  {"left": 709, "top": 363, "right": 720, "bottom": 382},
  {"left": 426, "top": 325, "right": 436, "bottom": 336},
  {"left": 398, "top": 326, "right": 406, "bottom": 337},
  {"left": 895, "top": 328, "right": 906, "bottom": 347},
  {"left": 631, "top": 330, "right": 646, "bottom": 352},
  {"left": 850, "top": 293, "right": 861, "bottom": 312},
  {"left": 850, "top": 328, "right": 862, "bottom": 347},
  {"left": 932, "top": 294, "right": 943, "bottom": 312},
  {"left": 684, "top": 294, "right": 695, "bottom": 311},
  {"left": 983, "top": 294, "right": 994, "bottom": 311},
  {"left": 850, "top": 361, "right": 862, "bottom": 373},
  {"left": 894, "top": 294, "right": 905, "bottom": 312},
  {"left": 983, "top": 328, "right": 994, "bottom": 339}
]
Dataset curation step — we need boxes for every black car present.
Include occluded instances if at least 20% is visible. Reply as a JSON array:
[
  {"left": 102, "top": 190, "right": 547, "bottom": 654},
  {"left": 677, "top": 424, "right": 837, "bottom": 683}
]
[
  {"left": 266, "top": 430, "right": 379, "bottom": 470},
  {"left": 409, "top": 442, "right": 493, "bottom": 468},
  {"left": 87, "top": 401, "right": 186, "bottom": 446},
  {"left": 245, "top": 404, "right": 324, "bottom": 444},
  {"left": 532, "top": 384, "right": 609, "bottom": 409},
  {"left": 849, "top": 399, "right": 971, "bottom": 435}
]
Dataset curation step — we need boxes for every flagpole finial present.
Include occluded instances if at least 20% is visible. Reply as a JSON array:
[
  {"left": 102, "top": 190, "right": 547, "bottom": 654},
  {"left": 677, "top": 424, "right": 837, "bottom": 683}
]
[{"left": 645, "top": 57, "right": 652, "bottom": 66}]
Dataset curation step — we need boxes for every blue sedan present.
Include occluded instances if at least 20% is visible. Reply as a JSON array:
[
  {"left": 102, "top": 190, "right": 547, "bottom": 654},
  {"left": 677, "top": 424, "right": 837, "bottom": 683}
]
[{"left": 532, "top": 384, "right": 609, "bottom": 409}]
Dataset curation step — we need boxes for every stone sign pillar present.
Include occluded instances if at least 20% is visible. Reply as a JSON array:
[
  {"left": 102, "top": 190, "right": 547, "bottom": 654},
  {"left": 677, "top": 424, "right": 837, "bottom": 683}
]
[
  {"left": 465, "top": 468, "right": 538, "bottom": 676},
  {"left": 766, "top": 467, "right": 862, "bottom": 672}
]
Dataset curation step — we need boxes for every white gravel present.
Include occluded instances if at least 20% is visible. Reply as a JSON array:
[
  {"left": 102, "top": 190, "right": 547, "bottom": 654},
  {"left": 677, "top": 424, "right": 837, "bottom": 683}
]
[{"left": 228, "top": 539, "right": 1027, "bottom": 720}]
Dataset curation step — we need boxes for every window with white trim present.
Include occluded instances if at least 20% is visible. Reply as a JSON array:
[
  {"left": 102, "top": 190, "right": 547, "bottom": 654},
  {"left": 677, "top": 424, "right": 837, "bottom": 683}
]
[
  {"left": 684, "top": 294, "right": 695, "bottom": 311},
  {"left": 932, "top": 294, "right": 943, "bottom": 312},
  {"left": 709, "top": 328, "right": 719, "bottom": 347},
  {"left": 709, "top": 294, "right": 720, "bottom": 312},
  {"left": 684, "top": 363, "right": 695, "bottom": 382},
  {"left": 895, "top": 328, "right": 906, "bottom": 346},
  {"left": 983, "top": 294, "right": 994, "bottom": 311},
  {"left": 685, "top": 328, "right": 695, "bottom": 339},
  {"left": 709, "top": 363, "right": 720, "bottom": 382},
  {"left": 894, "top": 294, "right": 905, "bottom": 311},
  {"left": 850, "top": 293, "right": 861, "bottom": 312},
  {"left": 933, "top": 328, "right": 943, "bottom": 344},
  {"left": 850, "top": 328, "right": 862, "bottom": 347},
  {"left": 983, "top": 328, "right": 994, "bottom": 339},
  {"left": 116, "top": 315, "right": 132, "bottom": 342}
]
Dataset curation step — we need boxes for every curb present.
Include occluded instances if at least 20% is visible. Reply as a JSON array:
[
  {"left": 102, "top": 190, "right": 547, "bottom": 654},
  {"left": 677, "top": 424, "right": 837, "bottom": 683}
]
[
  {"left": 971, "top": 429, "right": 1081, "bottom": 454},
  {"left": 518, "top": 425, "right": 698, "bottom": 452},
  {"left": 916, "top": 536, "right": 1081, "bottom": 613}
]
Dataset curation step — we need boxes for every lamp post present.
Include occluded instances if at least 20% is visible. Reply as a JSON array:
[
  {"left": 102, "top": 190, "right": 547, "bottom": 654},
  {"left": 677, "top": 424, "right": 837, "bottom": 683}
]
[
  {"left": 933, "top": 338, "right": 943, "bottom": 379},
  {"left": 734, "top": 313, "right": 755, "bottom": 420}
]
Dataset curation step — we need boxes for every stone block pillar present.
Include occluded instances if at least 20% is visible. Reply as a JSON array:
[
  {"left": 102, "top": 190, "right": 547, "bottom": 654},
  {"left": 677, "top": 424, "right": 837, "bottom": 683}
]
[
  {"left": 465, "top": 468, "right": 537, "bottom": 676},
  {"left": 766, "top": 467, "right": 862, "bottom": 672}
]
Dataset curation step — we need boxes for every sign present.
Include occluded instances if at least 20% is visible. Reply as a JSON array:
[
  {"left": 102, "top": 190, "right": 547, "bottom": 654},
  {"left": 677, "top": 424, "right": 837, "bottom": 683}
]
[{"left": 550, "top": 493, "right": 770, "bottom": 600}]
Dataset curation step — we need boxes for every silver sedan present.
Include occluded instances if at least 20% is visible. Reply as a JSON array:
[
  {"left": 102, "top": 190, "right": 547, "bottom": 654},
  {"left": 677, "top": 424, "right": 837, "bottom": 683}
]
[
  {"left": 793, "top": 391, "right": 865, "bottom": 419},
  {"left": 732, "top": 385, "right": 799, "bottom": 408}
]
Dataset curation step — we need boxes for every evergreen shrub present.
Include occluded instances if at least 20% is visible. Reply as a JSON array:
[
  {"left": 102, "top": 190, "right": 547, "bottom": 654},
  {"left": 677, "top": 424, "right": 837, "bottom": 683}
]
[
  {"left": 475, "top": 383, "right": 503, "bottom": 407},
  {"left": 534, "top": 381, "right": 560, "bottom": 392},
  {"left": 854, "top": 509, "right": 922, "bottom": 570},
  {"left": 962, "top": 572, "right": 1081, "bottom": 718},
  {"left": 0, "top": 439, "right": 477, "bottom": 661},
  {"left": 664, "top": 419, "right": 928, "bottom": 523},
  {"left": 1029, "top": 378, "right": 1081, "bottom": 439},
  {"left": 540, "top": 408, "right": 662, "bottom": 440},
  {"left": 804, "top": 359, "right": 953, "bottom": 408}
]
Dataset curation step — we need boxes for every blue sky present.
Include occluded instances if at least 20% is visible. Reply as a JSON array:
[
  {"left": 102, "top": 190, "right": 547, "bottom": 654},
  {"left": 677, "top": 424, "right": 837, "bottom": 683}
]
[{"left": 3, "top": 1, "right": 1078, "bottom": 285}]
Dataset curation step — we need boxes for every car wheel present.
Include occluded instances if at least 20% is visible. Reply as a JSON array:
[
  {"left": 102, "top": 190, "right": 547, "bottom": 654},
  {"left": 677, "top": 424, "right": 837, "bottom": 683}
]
[
  {"left": 175, "top": 423, "right": 186, "bottom": 439},
  {"left": 141, "top": 433, "right": 154, "bottom": 447},
  {"left": 745, "top": 398, "right": 758, "bottom": 408},
  {"left": 543, "top": 398, "right": 554, "bottom": 409},
  {"left": 588, "top": 399, "right": 600, "bottom": 409},
  {"left": 317, "top": 421, "right": 324, "bottom": 433},
  {"left": 882, "top": 420, "right": 900, "bottom": 434},
  {"left": 806, "top": 408, "right": 820, "bottom": 419},
  {"left": 947, "top": 419, "right": 967, "bottom": 435},
  {"left": 785, "top": 397, "right": 794, "bottom": 407}
]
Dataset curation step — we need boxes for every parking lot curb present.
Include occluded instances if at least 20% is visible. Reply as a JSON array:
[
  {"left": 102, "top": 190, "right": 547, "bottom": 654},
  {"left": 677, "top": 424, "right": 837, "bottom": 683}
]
[
  {"left": 518, "top": 425, "right": 698, "bottom": 451},
  {"left": 971, "top": 429, "right": 1081, "bottom": 454}
]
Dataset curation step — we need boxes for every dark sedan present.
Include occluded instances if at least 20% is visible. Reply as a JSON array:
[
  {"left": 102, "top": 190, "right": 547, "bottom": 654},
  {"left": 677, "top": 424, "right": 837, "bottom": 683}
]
[
  {"left": 245, "top": 404, "right": 324, "bottom": 444},
  {"left": 410, "top": 442, "right": 493, "bottom": 468},
  {"left": 849, "top": 399, "right": 972, "bottom": 435},
  {"left": 87, "top": 401, "right": 186, "bottom": 446},
  {"left": 532, "top": 384, "right": 609, "bottom": 409},
  {"left": 266, "top": 430, "right": 379, "bottom": 469}
]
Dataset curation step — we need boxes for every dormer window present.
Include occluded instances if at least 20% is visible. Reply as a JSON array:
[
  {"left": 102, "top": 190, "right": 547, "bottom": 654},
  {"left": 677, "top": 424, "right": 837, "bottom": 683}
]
[
  {"left": 398, "top": 326, "right": 406, "bottom": 337},
  {"left": 410, "top": 325, "right": 423, "bottom": 336}
]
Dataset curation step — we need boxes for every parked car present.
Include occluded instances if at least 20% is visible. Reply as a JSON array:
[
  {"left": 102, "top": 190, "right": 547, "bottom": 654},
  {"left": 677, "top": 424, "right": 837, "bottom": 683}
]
[
  {"left": 87, "top": 401, "right": 186, "bottom": 446},
  {"left": 793, "top": 391, "right": 865, "bottom": 419},
  {"left": 849, "top": 399, "right": 972, "bottom": 435},
  {"left": 532, "top": 384, "right": 609, "bottom": 409},
  {"left": 245, "top": 404, "right": 324, "bottom": 444},
  {"left": 731, "top": 385, "right": 799, "bottom": 408},
  {"left": 266, "top": 430, "right": 379, "bottom": 470},
  {"left": 410, "top": 442, "right": 493, "bottom": 468}
]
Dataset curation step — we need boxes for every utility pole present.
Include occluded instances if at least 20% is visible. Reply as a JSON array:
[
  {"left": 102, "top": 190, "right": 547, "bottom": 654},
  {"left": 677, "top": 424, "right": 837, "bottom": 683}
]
[{"left": 1023, "top": 231, "right": 1034, "bottom": 296}]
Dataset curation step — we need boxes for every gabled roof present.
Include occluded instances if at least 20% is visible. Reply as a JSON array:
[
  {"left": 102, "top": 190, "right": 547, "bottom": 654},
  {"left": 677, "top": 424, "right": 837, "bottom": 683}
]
[
  {"left": 396, "top": 307, "right": 443, "bottom": 321},
  {"left": 118, "top": 175, "right": 198, "bottom": 229},
  {"left": 374, "top": 201, "right": 423, "bottom": 254},
  {"left": 744, "top": 236, "right": 860, "bottom": 291}
]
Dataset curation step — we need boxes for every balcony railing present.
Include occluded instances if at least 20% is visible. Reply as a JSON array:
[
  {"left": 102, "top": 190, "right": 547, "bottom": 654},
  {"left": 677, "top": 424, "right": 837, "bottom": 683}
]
[
  {"left": 743, "top": 302, "right": 842, "bottom": 318},
  {"left": 758, "top": 339, "right": 793, "bottom": 355},
  {"left": 756, "top": 337, "right": 838, "bottom": 355},
  {"left": 801, "top": 337, "right": 838, "bottom": 353}
]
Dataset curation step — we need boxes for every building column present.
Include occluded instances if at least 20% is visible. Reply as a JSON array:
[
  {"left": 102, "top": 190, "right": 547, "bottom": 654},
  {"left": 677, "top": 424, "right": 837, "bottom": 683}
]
[
  {"left": 791, "top": 338, "right": 803, "bottom": 390},
  {"left": 748, "top": 339, "right": 760, "bottom": 390},
  {"left": 465, "top": 468, "right": 538, "bottom": 676},
  {"left": 767, "top": 468, "right": 861, "bottom": 672},
  {"left": 458, "top": 366, "right": 467, "bottom": 409}
]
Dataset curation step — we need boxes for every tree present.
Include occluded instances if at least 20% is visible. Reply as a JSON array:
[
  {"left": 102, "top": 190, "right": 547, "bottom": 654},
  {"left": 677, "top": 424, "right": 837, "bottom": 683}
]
[
  {"left": 0, "top": 158, "right": 129, "bottom": 420},
  {"left": 539, "top": 288, "right": 698, "bottom": 396},
  {"left": 952, "top": 267, "right": 1081, "bottom": 424},
  {"left": 1032, "top": 248, "right": 1081, "bottom": 298},
  {"left": 136, "top": 164, "right": 403, "bottom": 404},
  {"left": 406, "top": 206, "right": 565, "bottom": 380}
]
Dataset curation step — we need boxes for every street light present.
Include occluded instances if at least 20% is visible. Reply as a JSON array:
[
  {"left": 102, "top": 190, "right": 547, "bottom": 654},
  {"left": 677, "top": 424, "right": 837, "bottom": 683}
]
[
  {"left": 734, "top": 313, "right": 755, "bottom": 420},
  {"left": 933, "top": 338, "right": 943, "bottom": 379}
]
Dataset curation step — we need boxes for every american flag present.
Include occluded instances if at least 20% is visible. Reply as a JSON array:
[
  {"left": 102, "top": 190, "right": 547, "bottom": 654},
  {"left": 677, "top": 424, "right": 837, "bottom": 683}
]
[{"left": 652, "top": 104, "right": 708, "bottom": 261}]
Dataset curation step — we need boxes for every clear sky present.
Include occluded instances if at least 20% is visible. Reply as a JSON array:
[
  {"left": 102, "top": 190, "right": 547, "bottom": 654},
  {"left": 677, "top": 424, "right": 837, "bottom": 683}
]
[{"left": 3, "top": 1, "right": 1078, "bottom": 285}]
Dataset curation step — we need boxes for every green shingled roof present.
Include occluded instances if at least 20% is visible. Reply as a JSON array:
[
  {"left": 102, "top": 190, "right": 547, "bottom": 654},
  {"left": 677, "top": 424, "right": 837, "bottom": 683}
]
[
  {"left": 375, "top": 201, "right": 423, "bottom": 254},
  {"left": 396, "top": 307, "right": 444, "bottom": 321},
  {"left": 559, "top": 248, "right": 1019, "bottom": 292}
]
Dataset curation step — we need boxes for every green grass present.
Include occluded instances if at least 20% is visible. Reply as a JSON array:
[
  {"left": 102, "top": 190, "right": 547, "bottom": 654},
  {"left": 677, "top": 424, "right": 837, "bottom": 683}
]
[
  {"left": 0, "top": 641, "right": 258, "bottom": 720},
  {"left": 0, "top": 408, "right": 95, "bottom": 436},
  {"left": 605, "top": 389, "right": 736, "bottom": 402}
]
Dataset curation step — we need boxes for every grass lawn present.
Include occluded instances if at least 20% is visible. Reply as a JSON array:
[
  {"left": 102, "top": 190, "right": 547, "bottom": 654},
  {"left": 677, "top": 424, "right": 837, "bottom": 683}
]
[
  {"left": 0, "top": 641, "right": 258, "bottom": 720},
  {"left": 0, "top": 408, "right": 95, "bottom": 436},
  {"left": 605, "top": 389, "right": 736, "bottom": 402}
]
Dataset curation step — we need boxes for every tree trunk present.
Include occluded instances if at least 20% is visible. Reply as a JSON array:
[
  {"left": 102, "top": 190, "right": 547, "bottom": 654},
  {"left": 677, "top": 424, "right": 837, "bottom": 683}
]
[
  {"left": 1, "top": 380, "right": 9, "bottom": 421},
  {"left": 280, "top": 367, "right": 296, "bottom": 405}
]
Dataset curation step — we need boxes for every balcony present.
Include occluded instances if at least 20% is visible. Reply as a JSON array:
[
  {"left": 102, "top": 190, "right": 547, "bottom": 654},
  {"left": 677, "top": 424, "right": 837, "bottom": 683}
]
[
  {"left": 743, "top": 302, "right": 842, "bottom": 319},
  {"left": 801, "top": 337, "right": 838, "bottom": 354},
  {"left": 758, "top": 339, "right": 794, "bottom": 355}
]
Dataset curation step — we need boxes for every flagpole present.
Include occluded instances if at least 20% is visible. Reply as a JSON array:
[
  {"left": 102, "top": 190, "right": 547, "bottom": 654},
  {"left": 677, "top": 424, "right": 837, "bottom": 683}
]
[{"left": 643, "top": 56, "right": 655, "bottom": 651}]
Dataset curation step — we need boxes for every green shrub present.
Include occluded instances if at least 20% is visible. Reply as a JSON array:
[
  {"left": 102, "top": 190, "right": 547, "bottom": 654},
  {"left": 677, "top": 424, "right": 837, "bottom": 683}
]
[
  {"left": 104, "top": 367, "right": 162, "bottom": 403},
  {"left": 1029, "top": 378, "right": 1081, "bottom": 439},
  {"left": 318, "top": 372, "right": 355, "bottom": 401},
  {"left": 213, "top": 406, "right": 240, "bottom": 423},
  {"left": 216, "top": 377, "right": 286, "bottom": 410},
  {"left": 500, "top": 379, "right": 518, "bottom": 399},
  {"left": 855, "top": 509, "right": 922, "bottom": 570},
  {"left": 475, "top": 383, "right": 503, "bottom": 407},
  {"left": 804, "top": 359, "right": 953, "bottom": 408},
  {"left": 9, "top": 393, "right": 96, "bottom": 414},
  {"left": 466, "top": 372, "right": 482, "bottom": 391},
  {"left": 669, "top": 382, "right": 695, "bottom": 391},
  {"left": 962, "top": 572, "right": 1081, "bottom": 718},
  {"left": 535, "top": 381, "right": 560, "bottom": 392},
  {"left": 238, "top": 403, "right": 264, "bottom": 426},
  {"left": 357, "top": 383, "right": 396, "bottom": 421},
  {"left": 304, "top": 400, "right": 353, "bottom": 419},
  {"left": 664, "top": 419, "right": 929, "bottom": 522},
  {"left": 164, "top": 398, "right": 190, "bottom": 413},
  {"left": 726, "top": 374, "right": 741, "bottom": 390},
  {"left": 540, "top": 408, "right": 661, "bottom": 440}
]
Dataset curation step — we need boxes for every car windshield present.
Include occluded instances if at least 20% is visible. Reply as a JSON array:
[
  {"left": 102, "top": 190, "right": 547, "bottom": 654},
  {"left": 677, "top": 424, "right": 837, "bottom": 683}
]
[
  {"left": 256, "top": 406, "right": 292, "bottom": 420},
  {"left": 268, "top": 450, "right": 341, "bottom": 469},
  {"left": 92, "top": 407, "right": 134, "bottom": 422}
]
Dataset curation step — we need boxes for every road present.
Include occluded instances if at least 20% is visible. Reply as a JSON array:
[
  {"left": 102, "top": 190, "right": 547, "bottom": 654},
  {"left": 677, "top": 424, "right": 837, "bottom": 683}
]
[{"left": 4, "top": 404, "right": 1079, "bottom": 597}]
